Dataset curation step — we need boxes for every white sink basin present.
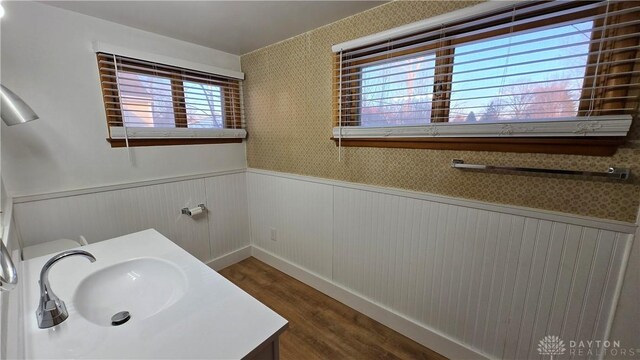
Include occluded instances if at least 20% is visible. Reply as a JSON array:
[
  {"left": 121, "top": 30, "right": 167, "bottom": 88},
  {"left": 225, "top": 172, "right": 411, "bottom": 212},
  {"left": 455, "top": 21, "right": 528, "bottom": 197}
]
[
  {"left": 73, "top": 258, "right": 187, "bottom": 327},
  {"left": 21, "top": 229, "right": 288, "bottom": 359}
]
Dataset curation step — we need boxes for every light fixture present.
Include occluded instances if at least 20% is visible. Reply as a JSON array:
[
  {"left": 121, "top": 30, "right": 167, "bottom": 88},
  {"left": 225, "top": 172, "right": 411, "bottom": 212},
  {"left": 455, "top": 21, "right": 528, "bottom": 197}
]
[
  {"left": 0, "top": 84, "right": 40, "bottom": 126},
  {"left": 0, "top": 4, "right": 4, "bottom": 19}
]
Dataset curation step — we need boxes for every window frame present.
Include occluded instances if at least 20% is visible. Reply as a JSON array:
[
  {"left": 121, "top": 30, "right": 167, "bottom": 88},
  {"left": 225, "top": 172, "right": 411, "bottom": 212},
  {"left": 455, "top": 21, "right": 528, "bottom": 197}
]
[
  {"left": 331, "top": 1, "right": 639, "bottom": 155},
  {"left": 97, "top": 53, "right": 245, "bottom": 147}
]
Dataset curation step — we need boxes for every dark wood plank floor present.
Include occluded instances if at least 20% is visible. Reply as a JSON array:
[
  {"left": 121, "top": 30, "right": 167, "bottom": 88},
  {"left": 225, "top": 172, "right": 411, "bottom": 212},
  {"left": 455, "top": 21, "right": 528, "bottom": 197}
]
[{"left": 219, "top": 257, "right": 447, "bottom": 360}]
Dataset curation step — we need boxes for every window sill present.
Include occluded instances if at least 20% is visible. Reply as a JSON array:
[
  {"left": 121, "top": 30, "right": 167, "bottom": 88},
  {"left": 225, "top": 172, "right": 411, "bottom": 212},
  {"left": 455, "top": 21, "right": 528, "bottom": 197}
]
[
  {"left": 107, "top": 138, "right": 243, "bottom": 148},
  {"left": 332, "top": 116, "right": 631, "bottom": 138},
  {"left": 110, "top": 126, "right": 246, "bottom": 139},
  {"left": 107, "top": 127, "right": 247, "bottom": 147},
  {"left": 331, "top": 116, "right": 631, "bottom": 156},
  {"left": 330, "top": 137, "right": 626, "bottom": 156}
]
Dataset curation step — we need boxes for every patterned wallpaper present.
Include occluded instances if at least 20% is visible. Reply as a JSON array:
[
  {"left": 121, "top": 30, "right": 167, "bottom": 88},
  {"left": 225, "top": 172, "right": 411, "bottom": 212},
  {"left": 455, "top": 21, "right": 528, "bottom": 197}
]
[{"left": 241, "top": 0, "right": 640, "bottom": 223}]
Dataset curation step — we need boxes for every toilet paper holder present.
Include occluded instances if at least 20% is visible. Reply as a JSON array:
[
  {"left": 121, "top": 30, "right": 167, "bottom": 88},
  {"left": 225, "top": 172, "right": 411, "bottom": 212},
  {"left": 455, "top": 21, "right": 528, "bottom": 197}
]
[{"left": 181, "top": 204, "right": 206, "bottom": 216}]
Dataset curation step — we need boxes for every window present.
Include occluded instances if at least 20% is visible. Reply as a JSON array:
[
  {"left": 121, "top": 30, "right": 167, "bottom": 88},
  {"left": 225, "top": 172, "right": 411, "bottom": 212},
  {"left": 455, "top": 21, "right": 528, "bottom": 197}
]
[
  {"left": 448, "top": 21, "right": 592, "bottom": 123},
  {"left": 97, "top": 53, "right": 245, "bottom": 147},
  {"left": 333, "top": 1, "right": 639, "bottom": 155},
  {"left": 360, "top": 54, "right": 436, "bottom": 127}
]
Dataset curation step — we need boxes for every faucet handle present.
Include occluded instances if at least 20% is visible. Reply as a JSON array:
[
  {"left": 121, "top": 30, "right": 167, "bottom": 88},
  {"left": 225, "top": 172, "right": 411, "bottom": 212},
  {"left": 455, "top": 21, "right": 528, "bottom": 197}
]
[
  {"left": 37, "top": 299, "right": 69, "bottom": 329},
  {"left": 42, "top": 299, "right": 60, "bottom": 311}
]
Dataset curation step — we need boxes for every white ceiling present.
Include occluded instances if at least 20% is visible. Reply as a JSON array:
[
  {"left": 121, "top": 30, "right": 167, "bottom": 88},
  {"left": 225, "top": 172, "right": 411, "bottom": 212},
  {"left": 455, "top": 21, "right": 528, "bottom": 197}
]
[{"left": 44, "top": 1, "right": 387, "bottom": 55}]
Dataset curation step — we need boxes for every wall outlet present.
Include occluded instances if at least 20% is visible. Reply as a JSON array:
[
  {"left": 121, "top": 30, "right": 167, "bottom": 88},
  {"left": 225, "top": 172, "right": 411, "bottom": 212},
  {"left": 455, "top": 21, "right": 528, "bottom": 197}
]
[{"left": 270, "top": 228, "right": 277, "bottom": 241}]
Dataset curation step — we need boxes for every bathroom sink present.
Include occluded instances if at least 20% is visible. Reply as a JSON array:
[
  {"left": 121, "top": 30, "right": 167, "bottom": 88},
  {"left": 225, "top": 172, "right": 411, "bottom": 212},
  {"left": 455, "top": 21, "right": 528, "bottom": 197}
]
[
  {"left": 73, "top": 258, "right": 187, "bottom": 326},
  {"left": 21, "top": 229, "right": 288, "bottom": 359}
]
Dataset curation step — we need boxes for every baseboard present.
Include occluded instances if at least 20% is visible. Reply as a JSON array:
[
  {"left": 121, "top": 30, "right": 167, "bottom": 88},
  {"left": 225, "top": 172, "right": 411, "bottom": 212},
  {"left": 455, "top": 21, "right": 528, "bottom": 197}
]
[
  {"left": 206, "top": 245, "right": 252, "bottom": 271},
  {"left": 250, "top": 245, "right": 490, "bottom": 360}
]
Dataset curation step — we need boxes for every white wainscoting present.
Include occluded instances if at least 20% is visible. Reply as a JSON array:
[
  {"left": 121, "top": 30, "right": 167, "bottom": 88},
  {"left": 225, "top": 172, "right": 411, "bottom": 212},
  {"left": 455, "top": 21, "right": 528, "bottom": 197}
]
[
  {"left": 205, "top": 173, "right": 250, "bottom": 260},
  {"left": 12, "top": 171, "right": 250, "bottom": 263},
  {"left": 247, "top": 173, "right": 333, "bottom": 279},
  {"left": 247, "top": 169, "right": 635, "bottom": 360},
  {"left": 10, "top": 167, "right": 636, "bottom": 360}
]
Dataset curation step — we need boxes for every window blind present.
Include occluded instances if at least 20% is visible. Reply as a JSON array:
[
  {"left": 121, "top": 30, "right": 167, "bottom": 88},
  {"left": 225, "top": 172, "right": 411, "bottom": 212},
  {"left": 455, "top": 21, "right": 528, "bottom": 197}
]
[
  {"left": 332, "top": 0, "right": 639, "bottom": 138},
  {"left": 97, "top": 53, "right": 246, "bottom": 140}
]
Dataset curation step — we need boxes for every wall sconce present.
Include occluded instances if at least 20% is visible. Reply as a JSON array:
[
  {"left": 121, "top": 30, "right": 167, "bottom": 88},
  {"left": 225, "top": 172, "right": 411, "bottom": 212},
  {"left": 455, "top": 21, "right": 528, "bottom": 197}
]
[{"left": 0, "top": 84, "right": 40, "bottom": 126}]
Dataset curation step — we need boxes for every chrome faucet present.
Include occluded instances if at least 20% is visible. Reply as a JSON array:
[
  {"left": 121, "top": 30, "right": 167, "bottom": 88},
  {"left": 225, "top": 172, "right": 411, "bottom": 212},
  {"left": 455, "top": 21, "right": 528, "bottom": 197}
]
[{"left": 36, "top": 250, "right": 96, "bottom": 329}]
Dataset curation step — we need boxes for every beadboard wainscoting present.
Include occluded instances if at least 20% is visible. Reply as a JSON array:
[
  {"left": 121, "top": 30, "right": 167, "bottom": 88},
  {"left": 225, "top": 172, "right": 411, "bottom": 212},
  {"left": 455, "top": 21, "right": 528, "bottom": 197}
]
[
  {"left": 246, "top": 169, "right": 636, "bottom": 360},
  {"left": 8, "top": 168, "right": 637, "bottom": 359},
  {"left": 12, "top": 171, "right": 250, "bottom": 266}
]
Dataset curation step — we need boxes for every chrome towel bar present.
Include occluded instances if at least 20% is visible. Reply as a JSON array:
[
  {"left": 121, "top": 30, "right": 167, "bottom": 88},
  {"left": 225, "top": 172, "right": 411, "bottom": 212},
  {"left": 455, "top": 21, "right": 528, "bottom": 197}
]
[{"left": 451, "top": 159, "right": 631, "bottom": 181}]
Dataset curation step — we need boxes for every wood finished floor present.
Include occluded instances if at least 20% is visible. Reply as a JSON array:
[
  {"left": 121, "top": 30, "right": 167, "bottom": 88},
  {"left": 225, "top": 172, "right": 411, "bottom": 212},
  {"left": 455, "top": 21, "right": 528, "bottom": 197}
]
[{"left": 218, "top": 257, "right": 447, "bottom": 360}]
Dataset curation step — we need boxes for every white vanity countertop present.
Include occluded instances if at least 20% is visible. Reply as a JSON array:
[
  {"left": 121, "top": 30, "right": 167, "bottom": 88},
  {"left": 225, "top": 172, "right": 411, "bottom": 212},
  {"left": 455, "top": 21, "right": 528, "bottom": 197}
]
[{"left": 21, "top": 229, "right": 288, "bottom": 359}]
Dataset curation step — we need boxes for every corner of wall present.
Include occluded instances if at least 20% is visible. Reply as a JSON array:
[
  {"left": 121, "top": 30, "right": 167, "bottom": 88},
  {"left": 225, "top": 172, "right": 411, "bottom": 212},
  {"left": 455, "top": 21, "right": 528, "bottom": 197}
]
[{"left": 607, "top": 206, "right": 640, "bottom": 357}]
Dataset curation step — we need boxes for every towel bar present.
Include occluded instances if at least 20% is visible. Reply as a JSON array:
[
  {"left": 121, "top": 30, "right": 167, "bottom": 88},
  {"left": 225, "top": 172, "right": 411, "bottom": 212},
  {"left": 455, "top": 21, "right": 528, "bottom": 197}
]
[{"left": 451, "top": 159, "right": 631, "bottom": 181}]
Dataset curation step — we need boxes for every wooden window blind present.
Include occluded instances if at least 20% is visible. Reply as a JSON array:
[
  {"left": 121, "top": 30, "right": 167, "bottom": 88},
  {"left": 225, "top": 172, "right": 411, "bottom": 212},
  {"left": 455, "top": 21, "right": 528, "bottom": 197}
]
[
  {"left": 332, "top": 1, "right": 640, "bottom": 155},
  {"left": 97, "top": 53, "right": 245, "bottom": 147}
]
